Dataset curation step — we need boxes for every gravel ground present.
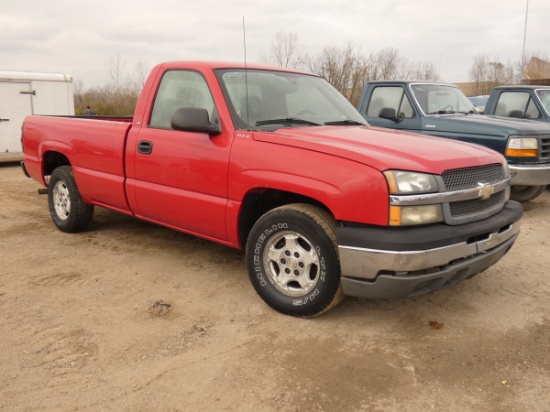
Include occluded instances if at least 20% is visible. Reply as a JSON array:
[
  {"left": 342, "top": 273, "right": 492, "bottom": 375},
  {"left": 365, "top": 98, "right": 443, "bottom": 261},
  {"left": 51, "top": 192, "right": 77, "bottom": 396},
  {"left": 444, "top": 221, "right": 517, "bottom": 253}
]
[{"left": 1, "top": 163, "right": 549, "bottom": 411}]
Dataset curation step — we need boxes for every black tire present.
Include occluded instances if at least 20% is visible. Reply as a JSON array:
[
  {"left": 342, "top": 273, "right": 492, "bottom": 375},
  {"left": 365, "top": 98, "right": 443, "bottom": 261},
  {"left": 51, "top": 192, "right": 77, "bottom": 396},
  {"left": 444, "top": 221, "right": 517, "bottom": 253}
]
[
  {"left": 48, "top": 166, "right": 94, "bottom": 233},
  {"left": 245, "top": 204, "right": 344, "bottom": 317},
  {"left": 510, "top": 185, "right": 546, "bottom": 202}
]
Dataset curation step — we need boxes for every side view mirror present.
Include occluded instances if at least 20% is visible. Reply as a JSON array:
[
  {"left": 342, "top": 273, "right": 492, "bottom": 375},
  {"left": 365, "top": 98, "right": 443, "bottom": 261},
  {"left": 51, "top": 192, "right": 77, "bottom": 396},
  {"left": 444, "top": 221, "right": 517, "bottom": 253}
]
[
  {"left": 171, "top": 107, "right": 221, "bottom": 135},
  {"left": 379, "top": 107, "right": 402, "bottom": 123}
]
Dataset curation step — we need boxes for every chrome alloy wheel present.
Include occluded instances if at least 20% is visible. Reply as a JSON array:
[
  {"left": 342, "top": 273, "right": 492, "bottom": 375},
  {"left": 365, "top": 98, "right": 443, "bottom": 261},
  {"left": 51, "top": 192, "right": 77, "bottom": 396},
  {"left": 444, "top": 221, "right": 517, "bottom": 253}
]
[
  {"left": 263, "top": 230, "right": 320, "bottom": 297},
  {"left": 52, "top": 180, "right": 71, "bottom": 221}
]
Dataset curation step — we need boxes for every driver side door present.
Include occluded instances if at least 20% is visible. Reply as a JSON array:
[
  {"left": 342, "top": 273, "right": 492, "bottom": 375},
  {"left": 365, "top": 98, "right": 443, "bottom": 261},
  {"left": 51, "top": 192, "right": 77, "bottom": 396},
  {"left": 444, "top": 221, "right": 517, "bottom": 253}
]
[{"left": 127, "top": 69, "right": 231, "bottom": 241}]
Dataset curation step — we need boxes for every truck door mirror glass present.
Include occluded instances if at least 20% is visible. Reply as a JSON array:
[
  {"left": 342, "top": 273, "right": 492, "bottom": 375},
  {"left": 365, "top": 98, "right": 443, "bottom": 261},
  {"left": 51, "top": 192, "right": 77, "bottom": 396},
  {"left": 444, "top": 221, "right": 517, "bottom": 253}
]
[{"left": 171, "top": 107, "right": 221, "bottom": 135}]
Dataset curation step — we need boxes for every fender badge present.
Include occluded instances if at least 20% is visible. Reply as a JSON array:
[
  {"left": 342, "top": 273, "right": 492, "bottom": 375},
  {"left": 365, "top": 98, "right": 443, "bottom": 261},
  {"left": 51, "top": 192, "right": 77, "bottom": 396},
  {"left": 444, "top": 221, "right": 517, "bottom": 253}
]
[{"left": 477, "top": 182, "right": 494, "bottom": 200}]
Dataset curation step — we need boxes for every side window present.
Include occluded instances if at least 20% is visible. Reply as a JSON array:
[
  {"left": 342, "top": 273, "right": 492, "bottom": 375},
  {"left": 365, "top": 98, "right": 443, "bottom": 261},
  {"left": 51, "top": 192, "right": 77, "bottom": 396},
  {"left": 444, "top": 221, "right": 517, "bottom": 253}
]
[
  {"left": 367, "top": 87, "right": 414, "bottom": 118},
  {"left": 525, "top": 98, "right": 542, "bottom": 119},
  {"left": 149, "top": 70, "right": 216, "bottom": 129},
  {"left": 537, "top": 90, "right": 550, "bottom": 115},
  {"left": 400, "top": 95, "right": 414, "bottom": 118},
  {"left": 495, "top": 92, "right": 530, "bottom": 118}
]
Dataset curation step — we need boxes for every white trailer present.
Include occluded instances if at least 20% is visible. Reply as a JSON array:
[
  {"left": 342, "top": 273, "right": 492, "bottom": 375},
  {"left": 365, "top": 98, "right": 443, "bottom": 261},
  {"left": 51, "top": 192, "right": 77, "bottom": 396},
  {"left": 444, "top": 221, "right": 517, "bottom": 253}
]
[{"left": 0, "top": 71, "right": 74, "bottom": 162}]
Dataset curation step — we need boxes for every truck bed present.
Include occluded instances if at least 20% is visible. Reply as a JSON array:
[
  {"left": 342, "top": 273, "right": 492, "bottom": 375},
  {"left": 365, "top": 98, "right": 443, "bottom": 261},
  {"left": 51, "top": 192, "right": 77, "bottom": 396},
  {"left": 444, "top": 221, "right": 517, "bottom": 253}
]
[{"left": 22, "top": 115, "right": 134, "bottom": 214}]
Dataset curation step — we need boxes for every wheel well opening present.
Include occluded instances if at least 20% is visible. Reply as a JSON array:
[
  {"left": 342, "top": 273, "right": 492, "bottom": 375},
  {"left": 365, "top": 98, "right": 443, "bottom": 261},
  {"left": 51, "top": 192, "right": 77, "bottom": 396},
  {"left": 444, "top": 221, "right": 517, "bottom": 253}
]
[
  {"left": 238, "top": 189, "right": 331, "bottom": 248},
  {"left": 43, "top": 151, "right": 71, "bottom": 177}
]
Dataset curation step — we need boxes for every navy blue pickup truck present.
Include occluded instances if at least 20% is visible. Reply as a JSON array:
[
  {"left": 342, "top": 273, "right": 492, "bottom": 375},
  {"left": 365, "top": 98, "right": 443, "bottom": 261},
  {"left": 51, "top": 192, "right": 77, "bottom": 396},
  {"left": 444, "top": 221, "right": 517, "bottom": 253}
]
[
  {"left": 483, "top": 85, "right": 550, "bottom": 123},
  {"left": 357, "top": 81, "right": 550, "bottom": 202}
]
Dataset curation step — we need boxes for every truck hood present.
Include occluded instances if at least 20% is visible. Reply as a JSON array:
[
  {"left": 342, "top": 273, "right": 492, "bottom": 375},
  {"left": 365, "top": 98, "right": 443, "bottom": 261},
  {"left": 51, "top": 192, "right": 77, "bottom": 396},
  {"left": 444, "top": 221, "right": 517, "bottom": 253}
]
[
  {"left": 422, "top": 113, "right": 550, "bottom": 136},
  {"left": 253, "top": 126, "right": 504, "bottom": 175}
]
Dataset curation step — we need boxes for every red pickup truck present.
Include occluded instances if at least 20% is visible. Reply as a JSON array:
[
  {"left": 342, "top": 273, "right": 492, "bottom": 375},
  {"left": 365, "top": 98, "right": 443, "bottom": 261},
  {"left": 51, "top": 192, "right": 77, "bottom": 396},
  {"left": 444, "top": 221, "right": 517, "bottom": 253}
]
[{"left": 21, "top": 61, "right": 522, "bottom": 317}]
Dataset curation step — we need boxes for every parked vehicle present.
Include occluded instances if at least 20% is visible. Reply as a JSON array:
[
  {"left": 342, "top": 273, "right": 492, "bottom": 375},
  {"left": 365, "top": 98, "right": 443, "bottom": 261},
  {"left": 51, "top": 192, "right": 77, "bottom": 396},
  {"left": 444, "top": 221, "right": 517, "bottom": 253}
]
[
  {"left": 357, "top": 80, "right": 550, "bottom": 202},
  {"left": 467, "top": 95, "right": 490, "bottom": 113},
  {"left": 484, "top": 85, "right": 550, "bottom": 122},
  {"left": 0, "top": 71, "right": 74, "bottom": 162},
  {"left": 21, "top": 62, "right": 522, "bottom": 317}
]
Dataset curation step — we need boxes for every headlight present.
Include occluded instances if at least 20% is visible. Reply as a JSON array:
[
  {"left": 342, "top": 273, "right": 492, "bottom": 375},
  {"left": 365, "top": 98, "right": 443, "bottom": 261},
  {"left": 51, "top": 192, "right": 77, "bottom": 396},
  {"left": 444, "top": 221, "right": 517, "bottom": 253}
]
[
  {"left": 506, "top": 137, "right": 538, "bottom": 157},
  {"left": 384, "top": 170, "right": 442, "bottom": 226},
  {"left": 384, "top": 170, "right": 438, "bottom": 194},
  {"left": 389, "top": 205, "right": 443, "bottom": 226}
]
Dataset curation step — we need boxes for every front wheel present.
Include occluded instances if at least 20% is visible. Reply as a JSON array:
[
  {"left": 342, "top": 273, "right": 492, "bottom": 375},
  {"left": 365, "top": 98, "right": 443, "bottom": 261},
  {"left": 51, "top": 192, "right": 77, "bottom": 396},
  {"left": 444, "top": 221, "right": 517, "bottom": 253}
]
[
  {"left": 48, "top": 166, "right": 94, "bottom": 233},
  {"left": 510, "top": 185, "right": 546, "bottom": 202},
  {"left": 245, "top": 204, "right": 344, "bottom": 317}
]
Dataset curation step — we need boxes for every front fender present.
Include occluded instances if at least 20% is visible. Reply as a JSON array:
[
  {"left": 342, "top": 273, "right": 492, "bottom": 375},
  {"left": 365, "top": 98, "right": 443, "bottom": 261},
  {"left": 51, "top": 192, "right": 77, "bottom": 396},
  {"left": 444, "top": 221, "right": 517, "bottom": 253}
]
[{"left": 228, "top": 144, "right": 389, "bottom": 226}]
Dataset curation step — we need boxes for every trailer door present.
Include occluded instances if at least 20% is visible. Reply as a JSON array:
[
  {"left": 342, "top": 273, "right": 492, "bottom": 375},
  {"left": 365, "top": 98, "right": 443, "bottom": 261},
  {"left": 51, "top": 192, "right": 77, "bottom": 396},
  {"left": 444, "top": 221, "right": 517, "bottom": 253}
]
[{"left": 0, "top": 81, "right": 33, "bottom": 153}]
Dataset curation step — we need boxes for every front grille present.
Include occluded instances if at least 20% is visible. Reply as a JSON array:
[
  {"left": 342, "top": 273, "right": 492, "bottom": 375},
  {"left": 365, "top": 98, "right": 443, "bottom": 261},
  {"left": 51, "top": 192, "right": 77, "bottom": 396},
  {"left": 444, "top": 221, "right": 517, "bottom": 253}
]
[
  {"left": 449, "top": 191, "right": 504, "bottom": 217},
  {"left": 441, "top": 164, "right": 506, "bottom": 223},
  {"left": 442, "top": 164, "right": 503, "bottom": 190},
  {"left": 540, "top": 136, "right": 550, "bottom": 160}
]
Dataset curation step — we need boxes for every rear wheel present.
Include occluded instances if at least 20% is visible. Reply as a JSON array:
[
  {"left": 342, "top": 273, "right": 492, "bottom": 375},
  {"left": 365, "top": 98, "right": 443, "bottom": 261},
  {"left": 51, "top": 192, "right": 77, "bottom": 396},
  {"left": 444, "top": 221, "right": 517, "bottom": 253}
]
[
  {"left": 48, "top": 166, "right": 94, "bottom": 233},
  {"left": 510, "top": 185, "right": 546, "bottom": 202},
  {"left": 246, "top": 204, "right": 344, "bottom": 317}
]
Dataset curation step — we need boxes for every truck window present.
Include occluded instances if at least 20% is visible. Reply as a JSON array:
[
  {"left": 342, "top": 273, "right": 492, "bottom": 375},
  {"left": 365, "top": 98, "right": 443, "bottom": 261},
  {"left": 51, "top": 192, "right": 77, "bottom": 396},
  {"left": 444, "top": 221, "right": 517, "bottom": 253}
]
[
  {"left": 149, "top": 70, "right": 216, "bottom": 129},
  {"left": 495, "top": 91, "right": 540, "bottom": 119},
  {"left": 525, "top": 98, "right": 541, "bottom": 119},
  {"left": 221, "top": 72, "right": 286, "bottom": 125},
  {"left": 410, "top": 84, "right": 474, "bottom": 115},
  {"left": 223, "top": 71, "right": 326, "bottom": 124},
  {"left": 536, "top": 90, "right": 550, "bottom": 116},
  {"left": 216, "top": 69, "right": 365, "bottom": 129},
  {"left": 367, "top": 87, "right": 414, "bottom": 118}
]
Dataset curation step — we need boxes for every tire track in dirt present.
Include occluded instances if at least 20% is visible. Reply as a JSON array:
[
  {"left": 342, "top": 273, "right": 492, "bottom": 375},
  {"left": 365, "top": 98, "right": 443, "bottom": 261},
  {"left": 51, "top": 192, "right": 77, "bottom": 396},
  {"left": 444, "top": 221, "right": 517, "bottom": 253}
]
[
  {"left": 27, "top": 272, "right": 90, "bottom": 287},
  {"left": 2, "top": 322, "right": 98, "bottom": 411},
  {"left": 20, "top": 324, "right": 98, "bottom": 370}
]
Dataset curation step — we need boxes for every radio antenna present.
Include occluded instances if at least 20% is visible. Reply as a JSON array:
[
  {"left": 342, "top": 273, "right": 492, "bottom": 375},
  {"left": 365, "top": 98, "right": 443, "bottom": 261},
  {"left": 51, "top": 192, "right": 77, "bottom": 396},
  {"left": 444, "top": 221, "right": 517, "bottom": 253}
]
[{"left": 242, "top": 16, "right": 250, "bottom": 127}]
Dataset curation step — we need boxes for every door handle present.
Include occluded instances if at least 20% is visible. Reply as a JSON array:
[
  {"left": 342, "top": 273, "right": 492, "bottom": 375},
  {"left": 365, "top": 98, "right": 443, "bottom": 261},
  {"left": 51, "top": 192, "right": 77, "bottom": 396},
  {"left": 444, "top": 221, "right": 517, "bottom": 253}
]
[
  {"left": 137, "top": 140, "right": 153, "bottom": 154},
  {"left": 0, "top": 118, "right": 9, "bottom": 122}
]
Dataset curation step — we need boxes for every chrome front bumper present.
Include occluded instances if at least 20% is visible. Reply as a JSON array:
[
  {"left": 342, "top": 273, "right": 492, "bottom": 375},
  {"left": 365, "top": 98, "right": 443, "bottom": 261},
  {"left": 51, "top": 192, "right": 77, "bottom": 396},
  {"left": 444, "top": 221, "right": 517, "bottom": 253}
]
[
  {"left": 510, "top": 163, "right": 550, "bottom": 186},
  {"left": 339, "top": 233, "right": 518, "bottom": 300},
  {"left": 336, "top": 200, "right": 522, "bottom": 300}
]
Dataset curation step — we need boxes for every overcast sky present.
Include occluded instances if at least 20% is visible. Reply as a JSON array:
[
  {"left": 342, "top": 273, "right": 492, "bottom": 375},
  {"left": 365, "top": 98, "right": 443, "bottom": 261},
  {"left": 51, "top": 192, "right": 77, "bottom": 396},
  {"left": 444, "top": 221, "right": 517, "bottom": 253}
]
[{"left": 2, "top": 0, "right": 548, "bottom": 88}]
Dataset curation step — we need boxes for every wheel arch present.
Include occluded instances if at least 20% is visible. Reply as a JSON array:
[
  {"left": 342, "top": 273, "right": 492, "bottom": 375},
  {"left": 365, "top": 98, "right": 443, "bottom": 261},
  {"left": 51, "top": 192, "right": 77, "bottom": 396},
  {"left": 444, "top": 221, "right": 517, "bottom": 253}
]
[
  {"left": 43, "top": 150, "right": 71, "bottom": 178},
  {"left": 238, "top": 188, "right": 334, "bottom": 249}
]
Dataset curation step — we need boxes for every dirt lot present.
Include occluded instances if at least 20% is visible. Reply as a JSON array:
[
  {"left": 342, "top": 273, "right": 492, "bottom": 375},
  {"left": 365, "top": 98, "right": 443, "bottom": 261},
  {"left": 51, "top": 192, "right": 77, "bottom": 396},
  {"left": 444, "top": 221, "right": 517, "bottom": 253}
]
[{"left": 1, "top": 163, "right": 549, "bottom": 412}]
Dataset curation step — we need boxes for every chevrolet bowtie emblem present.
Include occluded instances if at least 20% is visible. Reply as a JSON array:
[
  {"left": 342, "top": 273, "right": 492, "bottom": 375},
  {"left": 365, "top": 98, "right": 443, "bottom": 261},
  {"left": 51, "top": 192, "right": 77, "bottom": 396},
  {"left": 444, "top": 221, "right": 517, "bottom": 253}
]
[{"left": 477, "top": 182, "right": 494, "bottom": 200}]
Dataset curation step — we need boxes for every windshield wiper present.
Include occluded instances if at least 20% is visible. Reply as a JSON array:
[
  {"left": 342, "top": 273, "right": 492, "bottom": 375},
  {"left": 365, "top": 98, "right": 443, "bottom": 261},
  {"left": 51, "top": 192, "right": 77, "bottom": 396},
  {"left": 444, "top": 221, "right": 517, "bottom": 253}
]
[
  {"left": 324, "top": 120, "right": 365, "bottom": 126},
  {"left": 255, "top": 118, "right": 320, "bottom": 126}
]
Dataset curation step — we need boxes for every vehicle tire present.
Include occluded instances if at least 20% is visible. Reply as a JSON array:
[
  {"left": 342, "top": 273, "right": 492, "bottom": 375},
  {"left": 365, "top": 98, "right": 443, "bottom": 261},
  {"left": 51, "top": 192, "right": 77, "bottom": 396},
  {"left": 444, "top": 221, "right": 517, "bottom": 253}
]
[
  {"left": 48, "top": 166, "right": 94, "bottom": 233},
  {"left": 510, "top": 185, "right": 546, "bottom": 202},
  {"left": 246, "top": 204, "right": 344, "bottom": 317}
]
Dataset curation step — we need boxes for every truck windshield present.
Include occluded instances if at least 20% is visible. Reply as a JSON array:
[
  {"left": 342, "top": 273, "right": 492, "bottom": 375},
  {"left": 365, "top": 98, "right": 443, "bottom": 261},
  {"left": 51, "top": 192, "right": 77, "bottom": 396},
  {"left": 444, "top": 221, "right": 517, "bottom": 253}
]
[
  {"left": 410, "top": 84, "right": 477, "bottom": 115},
  {"left": 216, "top": 69, "right": 366, "bottom": 130},
  {"left": 536, "top": 90, "right": 550, "bottom": 115}
]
